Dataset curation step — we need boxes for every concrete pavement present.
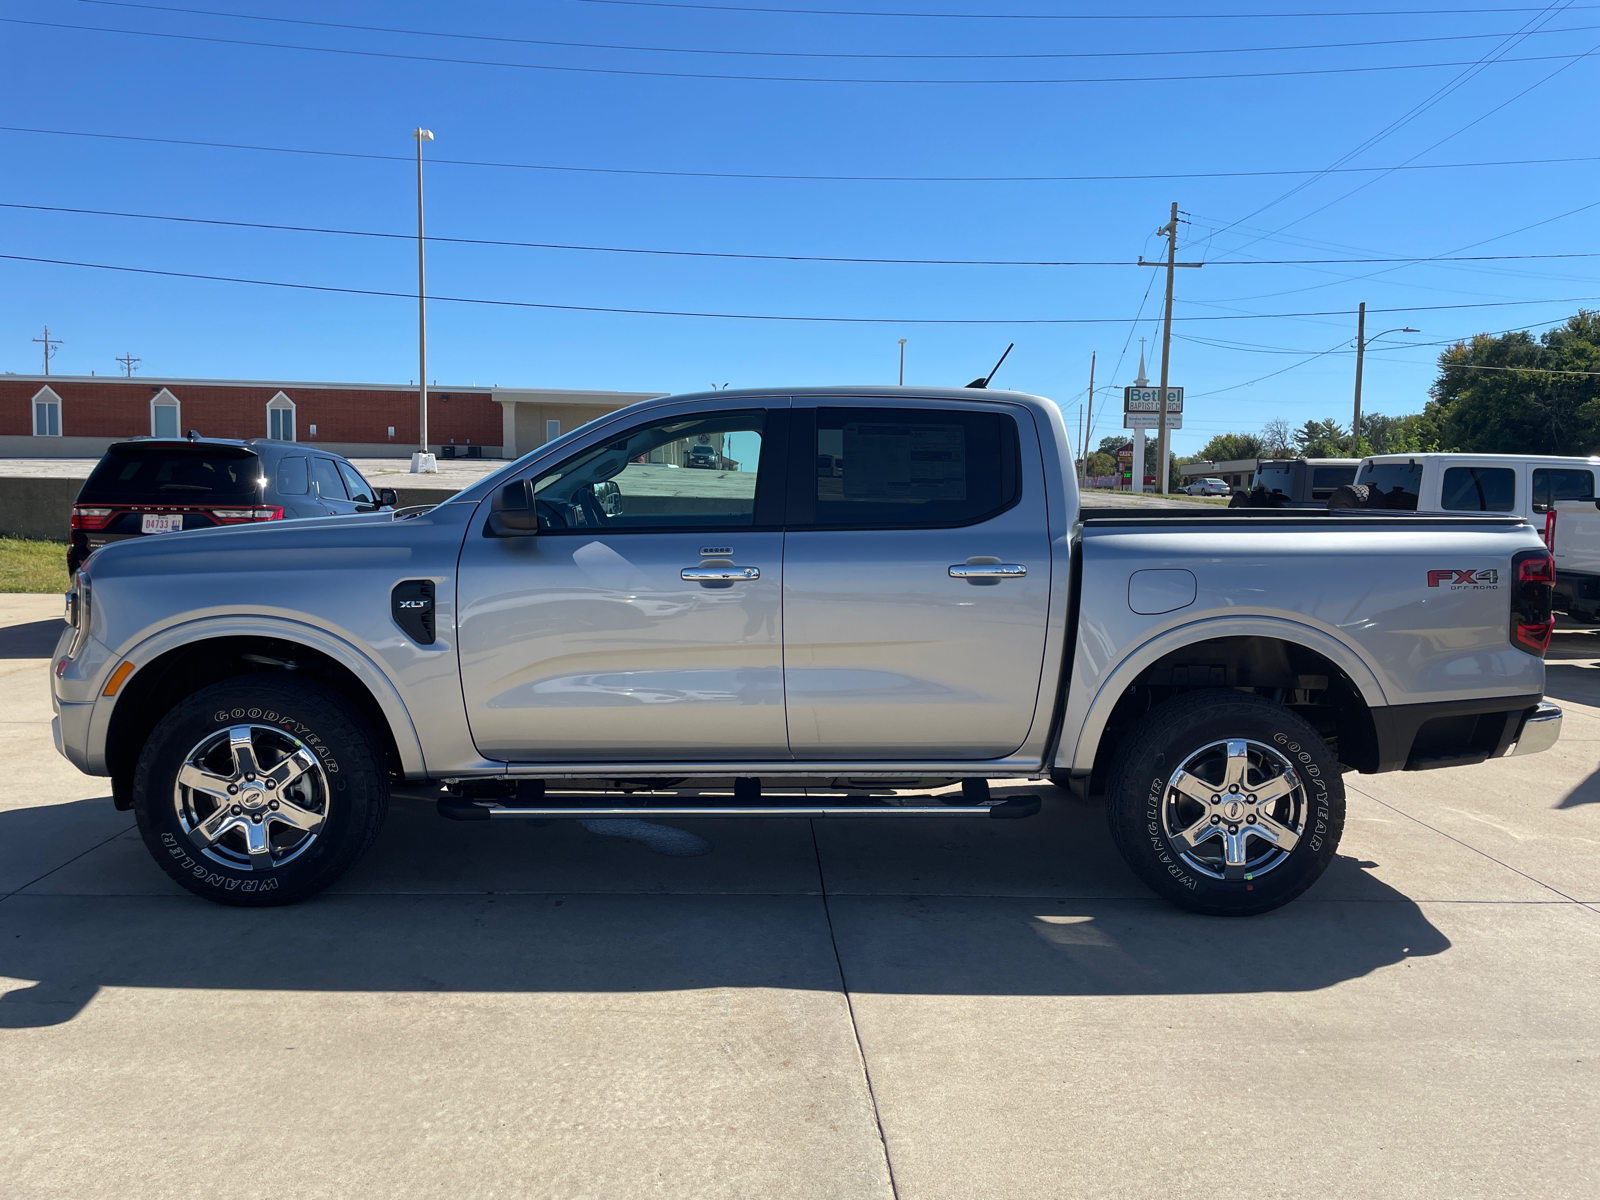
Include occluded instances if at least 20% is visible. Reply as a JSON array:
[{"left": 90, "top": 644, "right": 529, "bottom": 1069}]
[{"left": 1, "top": 592, "right": 1596, "bottom": 1198}]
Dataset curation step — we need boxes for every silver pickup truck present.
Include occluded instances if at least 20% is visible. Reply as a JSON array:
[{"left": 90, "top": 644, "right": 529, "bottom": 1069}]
[{"left": 50, "top": 386, "right": 1563, "bottom": 916}]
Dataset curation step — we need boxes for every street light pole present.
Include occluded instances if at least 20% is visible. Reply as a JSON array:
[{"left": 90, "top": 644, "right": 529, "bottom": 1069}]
[
  {"left": 413, "top": 127, "right": 434, "bottom": 471},
  {"left": 1351, "top": 303, "right": 1420, "bottom": 453}
]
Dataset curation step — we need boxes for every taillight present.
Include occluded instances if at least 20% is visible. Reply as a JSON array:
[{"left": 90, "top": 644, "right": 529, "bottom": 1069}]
[
  {"left": 1511, "top": 548, "right": 1555, "bottom": 657},
  {"left": 71, "top": 506, "right": 114, "bottom": 530},
  {"left": 211, "top": 507, "right": 284, "bottom": 523}
]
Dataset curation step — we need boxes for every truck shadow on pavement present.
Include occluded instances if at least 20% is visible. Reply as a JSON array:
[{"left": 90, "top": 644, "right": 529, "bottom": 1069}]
[
  {"left": 0, "top": 795, "right": 1450, "bottom": 1029},
  {"left": 0, "top": 619, "right": 64, "bottom": 659}
]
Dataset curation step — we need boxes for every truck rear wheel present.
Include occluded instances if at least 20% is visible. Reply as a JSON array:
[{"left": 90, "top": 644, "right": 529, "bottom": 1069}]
[
  {"left": 132, "top": 676, "right": 389, "bottom": 906},
  {"left": 1105, "top": 690, "right": 1344, "bottom": 916}
]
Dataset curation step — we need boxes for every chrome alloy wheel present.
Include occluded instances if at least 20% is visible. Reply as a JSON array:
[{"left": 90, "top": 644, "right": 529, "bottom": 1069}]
[
  {"left": 1160, "top": 738, "right": 1307, "bottom": 882},
  {"left": 173, "top": 724, "right": 329, "bottom": 871}
]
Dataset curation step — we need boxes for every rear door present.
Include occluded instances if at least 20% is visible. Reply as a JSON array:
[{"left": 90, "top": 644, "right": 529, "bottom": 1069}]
[
  {"left": 781, "top": 399, "right": 1052, "bottom": 760},
  {"left": 456, "top": 402, "right": 789, "bottom": 762},
  {"left": 309, "top": 456, "right": 358, "bottom": 516}
]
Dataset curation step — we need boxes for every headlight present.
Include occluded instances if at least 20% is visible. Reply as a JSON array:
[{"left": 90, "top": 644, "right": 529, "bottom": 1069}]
[{"left": 66, "top": 571, "right": 91, "bottom": 659}]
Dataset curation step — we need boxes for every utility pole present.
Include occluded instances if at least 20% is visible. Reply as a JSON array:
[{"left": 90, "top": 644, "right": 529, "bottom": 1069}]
[
  {"left": 413, "top": 127, "right": 435, "bottom": 471},
  {"left": 1082, "top": 351, "right": 1096, "bottom": 488},
  {"left": 33, "top": 326, "right": 62, "bottom": 375},
  {"left": 1350, "top": 305, "right": 1419, "bottom": 454},
  {"left": 897, "top": 338, "right": 907, "bottom": 385},
  {"left": 1352, "top": 302, "right": 1366, "bottom": 455},
  {"left": 1138, "top": 204, "right": 1202, "bottom": 494},
  {"left": 115, "top": 352, "right": 140, "bottom": 377}
]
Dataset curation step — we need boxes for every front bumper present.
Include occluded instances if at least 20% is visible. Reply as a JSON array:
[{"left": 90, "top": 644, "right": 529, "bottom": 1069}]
[{"left": 1505, "top": 701, "right": 1562, "bottom": 757}]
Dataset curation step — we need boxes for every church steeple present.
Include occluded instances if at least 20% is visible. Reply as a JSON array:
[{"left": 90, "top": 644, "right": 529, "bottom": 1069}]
[{"left": 1134, "top": 338, "right": 1149, "bottom": 387}]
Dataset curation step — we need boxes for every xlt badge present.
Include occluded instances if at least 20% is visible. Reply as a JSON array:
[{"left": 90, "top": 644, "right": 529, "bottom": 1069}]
[{"left": 391, "top": 579, "right": 437, "bottom": 644}]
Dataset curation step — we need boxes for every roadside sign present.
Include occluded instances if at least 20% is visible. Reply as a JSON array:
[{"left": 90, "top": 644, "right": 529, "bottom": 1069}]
[
  {"left": 1123, "top": 386, "right": 1183, "bottom": 414},
  {"left": 1125, "top": 413, "right": 1183, "bottom": 430}
]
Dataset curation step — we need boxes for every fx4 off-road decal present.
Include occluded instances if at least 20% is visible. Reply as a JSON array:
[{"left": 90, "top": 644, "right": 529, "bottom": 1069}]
[{"left": 1428, "top": 568, "right": 1499, "bottom": 590}]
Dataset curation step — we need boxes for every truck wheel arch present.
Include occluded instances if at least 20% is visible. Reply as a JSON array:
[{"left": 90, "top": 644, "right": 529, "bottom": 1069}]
[
  {"left": 100, "top": 621, "right": 425, "bottom": 808},
  {"left": 1060, "top": 617, "right": 1387, "bottom": 784}
]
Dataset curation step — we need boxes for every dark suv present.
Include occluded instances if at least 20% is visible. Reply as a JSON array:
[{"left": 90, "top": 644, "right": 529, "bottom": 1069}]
[{"left": 68, "top": 436, "right": 397, "bottom": 572}]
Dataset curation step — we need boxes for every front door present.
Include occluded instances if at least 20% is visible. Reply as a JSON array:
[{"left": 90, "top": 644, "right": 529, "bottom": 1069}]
[
  {"left": 457, "top": 404, "right": 788, "bottom": 762},
  {"left": 782, "top": 401, "right": 1052, "bottom": 760}
]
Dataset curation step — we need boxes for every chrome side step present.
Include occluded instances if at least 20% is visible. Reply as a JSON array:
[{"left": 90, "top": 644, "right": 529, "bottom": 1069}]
[{"left": 437, "top": 795, "right": 1042, "bottom": 822}]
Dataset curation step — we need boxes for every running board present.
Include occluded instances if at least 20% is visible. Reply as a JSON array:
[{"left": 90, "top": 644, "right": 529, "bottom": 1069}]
[{"left": 437, "top": 795, "right": 1042, "bottom": 822}]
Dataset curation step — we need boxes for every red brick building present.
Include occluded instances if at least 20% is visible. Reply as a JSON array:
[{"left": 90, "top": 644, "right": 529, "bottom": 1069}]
[{"left": 1, "top": 375, "right": 664, "bottom": 459}]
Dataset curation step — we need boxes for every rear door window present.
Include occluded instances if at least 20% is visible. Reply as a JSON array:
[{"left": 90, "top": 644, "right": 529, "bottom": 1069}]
[
  {"left": 1441, "top": 466, "right": 1516, "bottom": 512},
  {"left": 80, "top": 447, "right": 261, "bottom": 502},
  {"left": 798, "top": 407, "right": 1018, "bottom": 529},
  {"left": 276, "top": 456, "right": 309, "bottom": 495},
  {"left": 1531, "top": 467, "right": 1595, "bottom": 513},
  {"left": 310, "top": 458, "right": 347, "bottom": 500},
  {"left": 1310, "top": 465, "right": 1356, "bottom": 498},
  {"left": 336, "top": 461, "right": 374, "bottom": 504}
]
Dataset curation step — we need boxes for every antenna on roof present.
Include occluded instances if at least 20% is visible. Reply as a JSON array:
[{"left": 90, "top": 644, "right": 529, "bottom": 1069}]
[{"left": 966, "top": 343, "right": 1014, "bottom": 389}]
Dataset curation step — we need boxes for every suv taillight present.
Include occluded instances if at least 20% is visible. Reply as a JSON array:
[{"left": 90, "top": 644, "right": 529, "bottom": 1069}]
[
  {"left": 1511, "top": 548, "right": 1555, "bottom": 657},
  {"left": 71, "top": 506, "right": 114, "bottom": 530},
  {"left": 211, "top": 507, "right": 284, "bottom": 523}
]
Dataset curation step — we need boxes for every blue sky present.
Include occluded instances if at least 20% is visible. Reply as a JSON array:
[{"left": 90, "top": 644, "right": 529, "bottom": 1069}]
[{"left": 2, "top": 0, "right": 1596, "bottom": 456}]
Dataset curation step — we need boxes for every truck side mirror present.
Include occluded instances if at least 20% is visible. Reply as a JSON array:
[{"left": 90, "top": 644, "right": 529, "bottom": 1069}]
[
  {"left": 485, "top": 479, "right": 539, "bottom": 537},
  {"left": 377, "top": 487, "right": 398, "bottom": 508}
]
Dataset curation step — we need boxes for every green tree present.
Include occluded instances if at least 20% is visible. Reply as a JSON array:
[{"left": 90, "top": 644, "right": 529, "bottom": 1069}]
[
  {"left": 1428, "top": 311, "right": 1600, "bottom": 454},
  {"left": 1191, "top": 431, "right": 1264, "bottom": 462},
  {"left": 1293, "top": 418, "right": 1349, "bottom": 457},
  {"left": 1084, "top": 451, "right": 1116, "bottom": 478}
]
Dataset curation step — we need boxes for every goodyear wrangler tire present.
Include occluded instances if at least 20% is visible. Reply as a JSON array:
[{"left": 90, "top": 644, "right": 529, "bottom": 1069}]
[
  {"left": 1105, "top": 689, "right": 1344, "bottom": 916},
  {"left": 132, "top": 676, "right": 388, "bottom": 906}
]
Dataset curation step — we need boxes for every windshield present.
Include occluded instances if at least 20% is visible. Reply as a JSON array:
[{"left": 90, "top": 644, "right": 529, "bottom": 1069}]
[
  {"left": 1356, "top": 460, "right": 1422, "bottom": 510},
  {"left": 80, "top": 446, "right": 261, "bottom": 502}
]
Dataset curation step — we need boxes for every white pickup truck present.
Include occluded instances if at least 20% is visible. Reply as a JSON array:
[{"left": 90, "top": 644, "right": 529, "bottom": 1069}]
[
  {"left": 51, "top": 387, "right": 1562, "bottom": 916},
  {"left": 1333, "top": 451, "right": 1600, "bottom": 621}
]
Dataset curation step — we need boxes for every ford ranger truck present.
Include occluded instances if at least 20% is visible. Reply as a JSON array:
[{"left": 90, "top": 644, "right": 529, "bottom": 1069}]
[{"left": 50, "top": 387, "right": 1564, "bottom": 916}]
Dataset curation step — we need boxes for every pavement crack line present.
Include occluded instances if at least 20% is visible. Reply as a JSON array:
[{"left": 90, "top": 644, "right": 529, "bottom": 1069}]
[
  {"left": 0, "top": 820, "right": 135, "bottom": 905},
  {"left": 809, "top": 819, "right": 902, "bottom": 1200},
  {"left": 1348, "top": 783, "right": 1600, "bottom": 915}
]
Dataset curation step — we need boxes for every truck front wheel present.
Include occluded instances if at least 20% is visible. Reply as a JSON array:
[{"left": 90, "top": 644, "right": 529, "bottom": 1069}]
[
  {"left": 132, "top": 676, "right": 389, "bottom": 906},
  {"left": 1104, "top": 690, "right": 1345, "bottom": 916}
]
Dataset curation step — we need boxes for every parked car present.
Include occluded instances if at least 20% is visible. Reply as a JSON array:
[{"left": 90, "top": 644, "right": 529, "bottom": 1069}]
[
  {"left": 52, "top": 387, "right": 1560, "bottom": 917},
  {"left": 67, "top": 435, "right": 397, "bottom": 572},
  {"left": 686, "top": 443, "right": 721, "bottom": 469},
  {"left": 1331, "top": 452, "right": 1600, "bottom": 621},
  {"left": 1229, "top": 457, "right": 1358, "bottom": 508},
  {"left": 1183, "top": 477, "right": 1230, "bottom": 497}
]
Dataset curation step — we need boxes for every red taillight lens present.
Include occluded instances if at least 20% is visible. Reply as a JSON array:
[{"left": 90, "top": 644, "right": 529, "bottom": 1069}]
[
  {"left": 1518, "top": 554, "right": 1555, "bottom": 584},
  {"left": 70, "top": 506, "right": 114, "bottom": 530},
  {"left": 211, "top": 507, "right": 284, "bottom": 523},
  {"left": 1511, "top": 548, "right": 1556, "bottom": 657}
]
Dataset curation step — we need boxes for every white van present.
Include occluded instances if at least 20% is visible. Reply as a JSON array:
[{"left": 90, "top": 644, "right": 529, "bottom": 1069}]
[{"left": 1339, "top": 453, "right": 1600, "bottom": 619}]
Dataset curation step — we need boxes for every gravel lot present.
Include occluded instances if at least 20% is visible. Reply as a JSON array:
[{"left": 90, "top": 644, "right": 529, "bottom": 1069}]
[{"left": 1, "top": 594, "right": 1596, "bottom": 1198}]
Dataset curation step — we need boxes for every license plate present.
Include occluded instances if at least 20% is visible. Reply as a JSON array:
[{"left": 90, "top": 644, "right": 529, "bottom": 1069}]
[{"left": 141, "top": 514, "right": 184, "bottom": 534}]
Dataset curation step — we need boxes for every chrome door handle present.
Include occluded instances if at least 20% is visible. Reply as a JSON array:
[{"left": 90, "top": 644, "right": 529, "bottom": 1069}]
[
  {"left": 682, "top": 565, "right": 760, "bottom": 581},
  {"left": 948, "top": 563, "right": 1026, "bottom": 579}
]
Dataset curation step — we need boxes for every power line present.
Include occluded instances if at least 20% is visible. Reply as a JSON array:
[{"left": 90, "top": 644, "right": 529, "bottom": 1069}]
[
  {"left": 3, "top": 251, "right": 1597, "bottom": 324},
  {"left": 6, "top": 123, "right": 1596, "bottom": 184},
  {"left": 5, "top": 17, "right": 1589, "bottom": 84},
  {"left": 71, "top": 1, "right": 1600, "bottom": 61},
  {"left": 10, "top": 199, "right": 1600, "bottom": 267},
  {"left": 572, "top": 0, "right": 1600, "bottom": 19}
]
